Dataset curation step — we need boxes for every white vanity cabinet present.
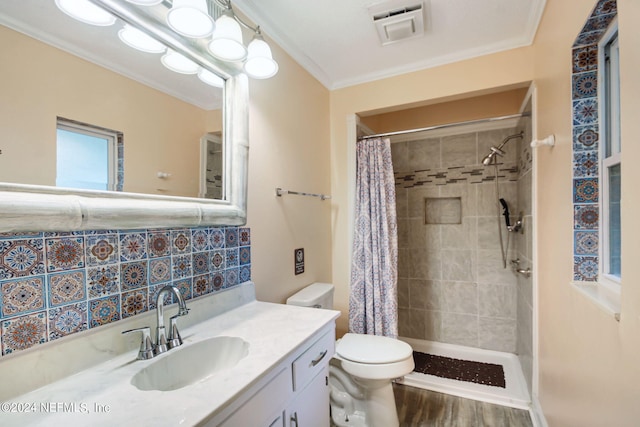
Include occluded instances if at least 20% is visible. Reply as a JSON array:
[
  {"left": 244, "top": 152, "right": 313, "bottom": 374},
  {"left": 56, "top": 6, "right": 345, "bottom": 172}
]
[
  {"left": 285, "top": 364, "right": 330, "bottom": 426},
  {"left": 285, "top": 327, "right": 335, "bottom": 426},
  {"left": 216, "top": 324, "right": 335, "bottom": 427}
]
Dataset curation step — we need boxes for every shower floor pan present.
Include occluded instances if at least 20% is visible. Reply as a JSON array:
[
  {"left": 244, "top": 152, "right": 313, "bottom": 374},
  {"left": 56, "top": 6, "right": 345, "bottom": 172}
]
[{"left": 397, "top": 337, "right": 531, "bottom": 410}]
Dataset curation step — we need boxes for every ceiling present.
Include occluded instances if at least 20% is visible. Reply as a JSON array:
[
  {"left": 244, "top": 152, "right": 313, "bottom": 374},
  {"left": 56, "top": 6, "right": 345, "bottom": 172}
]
[
  {"left": 0, "top": 0, "right": 546, "bottom": 106},
  {"left": 233, "top": 0, "right": 547, "bottom": 90}
]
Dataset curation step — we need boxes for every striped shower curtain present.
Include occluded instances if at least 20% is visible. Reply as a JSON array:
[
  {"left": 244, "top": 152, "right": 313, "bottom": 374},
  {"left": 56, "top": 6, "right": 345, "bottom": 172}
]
[{"left": 349, "top": 137, "right": 398, "bottom": 338}]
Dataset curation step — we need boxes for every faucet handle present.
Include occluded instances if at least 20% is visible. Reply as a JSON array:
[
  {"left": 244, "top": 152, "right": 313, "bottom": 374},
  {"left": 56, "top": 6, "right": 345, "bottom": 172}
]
[
  {"left": 122, "top": 327, "right": 154, "bottom": 360},
  {"left": 167, "top": 314, "right": 184, "bottom": 349}
]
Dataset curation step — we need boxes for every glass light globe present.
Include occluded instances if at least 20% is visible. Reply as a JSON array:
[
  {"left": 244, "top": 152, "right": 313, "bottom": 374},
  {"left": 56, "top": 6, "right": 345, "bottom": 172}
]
[
  {"left": 208, "top": 14, "right": 246, "bottom": 61},
  {"left": 198, "top": 69, "right": 225, "bottom": 87},
  {"left": 55, "top": 0, "right": 116, "bottom": 26},
  {"left": 161, "top": 50, "right": 199, "bottom": 74},
  {"left": 244, "top": 38, "right": 278, "bottom": 79},
  {"left": 167, "top": 0, "right": 215, "bottom": 38},
  {"left": 118, "top": 25, "right": 165, "bottom": 53},
  {"left": 125, "top": 0, "right": 163, "bottom": 5}
]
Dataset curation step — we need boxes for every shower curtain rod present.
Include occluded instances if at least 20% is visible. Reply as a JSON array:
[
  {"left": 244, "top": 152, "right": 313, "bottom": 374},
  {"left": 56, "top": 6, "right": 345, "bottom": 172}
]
[{"left": 358, "top": 113, "right": 527, "bottom": 140}]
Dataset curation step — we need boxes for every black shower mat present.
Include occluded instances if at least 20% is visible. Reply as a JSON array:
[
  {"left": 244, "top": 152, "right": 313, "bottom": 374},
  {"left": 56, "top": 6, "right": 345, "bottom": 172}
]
[{"left": 412, "top": 351, "right": 506, "bottom": 388}]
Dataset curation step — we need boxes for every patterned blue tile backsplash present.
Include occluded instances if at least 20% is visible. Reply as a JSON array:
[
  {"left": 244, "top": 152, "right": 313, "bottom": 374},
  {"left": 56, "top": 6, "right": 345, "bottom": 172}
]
[
  {"left": 571, "top": 0, "right": 616, "bottom": 281},
  {"left": 0, "top": 226, "right": 250, "bottom": 356}
]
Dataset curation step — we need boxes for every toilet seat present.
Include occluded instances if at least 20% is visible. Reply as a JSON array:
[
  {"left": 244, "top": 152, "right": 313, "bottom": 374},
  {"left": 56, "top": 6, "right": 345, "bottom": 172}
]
[
  {"left": 335, "top": 333, "right": 414, "bottom": 380},
  {"left": 336, "top": 333, "right": 413, "bottom": 363}
]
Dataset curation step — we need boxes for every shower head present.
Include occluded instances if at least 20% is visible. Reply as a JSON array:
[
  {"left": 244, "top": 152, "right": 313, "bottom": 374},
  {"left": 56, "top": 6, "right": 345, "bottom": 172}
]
[
  {"left": 481, "top": 131, "right": 524, "bottom": 167},
  {"left": 481, "top": 146, "right": 505, "bottom": 166}
]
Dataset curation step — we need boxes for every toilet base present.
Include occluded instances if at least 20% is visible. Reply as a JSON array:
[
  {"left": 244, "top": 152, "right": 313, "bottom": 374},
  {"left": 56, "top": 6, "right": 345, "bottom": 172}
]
[
  {"left": 356, "top": 377, "right": 400, "bottom": 427},
  {"left": 329, "top": 360, "right": 401, "bottom": 427}
]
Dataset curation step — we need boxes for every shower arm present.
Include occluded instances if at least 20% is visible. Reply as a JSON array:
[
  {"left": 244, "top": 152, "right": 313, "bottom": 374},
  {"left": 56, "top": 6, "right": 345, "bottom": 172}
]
[{"left": 495, "top": 131, "right": 525, "bottom": 152}]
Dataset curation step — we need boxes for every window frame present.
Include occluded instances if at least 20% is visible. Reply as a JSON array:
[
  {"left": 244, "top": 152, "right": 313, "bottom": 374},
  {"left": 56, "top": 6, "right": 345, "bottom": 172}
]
[{"left": 598, "top": 20, "right": 621, "bottom": 290}]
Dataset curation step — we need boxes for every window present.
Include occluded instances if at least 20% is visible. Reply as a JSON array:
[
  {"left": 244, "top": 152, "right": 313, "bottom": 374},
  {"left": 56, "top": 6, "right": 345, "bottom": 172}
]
[
  {"left": 571, "top": 1, "right": 619, "bottom": 317},
  {"left": 56, "top": 119, "right": 119, "bottom": 191},
  {"left": 599, "top": 23, "right": 621, "bottom": 285}
]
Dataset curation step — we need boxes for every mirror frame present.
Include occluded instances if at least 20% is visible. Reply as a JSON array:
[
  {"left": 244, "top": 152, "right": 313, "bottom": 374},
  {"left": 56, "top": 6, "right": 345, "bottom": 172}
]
[{"left": 0, "top": 0, "right": 249, "bottom": 232}]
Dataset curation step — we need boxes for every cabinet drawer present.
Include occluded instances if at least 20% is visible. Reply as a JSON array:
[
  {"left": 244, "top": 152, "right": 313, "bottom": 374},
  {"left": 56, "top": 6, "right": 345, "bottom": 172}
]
[{"left": 292, "top": 329, "right": 334, "bottom": 391}]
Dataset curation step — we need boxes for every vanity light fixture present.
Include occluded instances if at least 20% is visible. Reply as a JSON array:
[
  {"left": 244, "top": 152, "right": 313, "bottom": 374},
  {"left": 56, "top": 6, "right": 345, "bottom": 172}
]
[
  {"left": 55, "top": 0, "right": 116, "bottom": 26},
  {"left": 208, "top": 9, "right": 247, "bottom": 61},
  {"left": 197, "top": 68, "right": 225, "bottom": 87},
  {"left": 167, "top": 0, "right": 215, "bottom": 38},
  {"left": 118, "top": 24, "right": 166, "bottom": 53},
  {"left": 244, "top": 32, "right": 278, "bottom": 79},
  {"left": 55, "top": 0, "right": 279, "bottom": 80},
  {"left": 161, "top": 49, "right": 199, "bottom": 74},
  {"left": 207, "top": 0, "right": 279, "bottom": 74}
]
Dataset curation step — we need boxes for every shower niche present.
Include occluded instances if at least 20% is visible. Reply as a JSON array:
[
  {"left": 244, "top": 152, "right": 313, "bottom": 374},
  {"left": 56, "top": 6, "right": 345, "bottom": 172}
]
[{"left": 425, "top": 197, "right": 462, "bottom": 225}]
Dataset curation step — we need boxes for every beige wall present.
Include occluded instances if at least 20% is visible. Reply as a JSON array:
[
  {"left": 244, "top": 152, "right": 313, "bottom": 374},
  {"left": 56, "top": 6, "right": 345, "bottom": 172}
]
[
  {"left": 0, "top": 25, "right": 219, "bottom": 197},
  {"left": 327, "top": 0, "right": 640, "bottom": 424},
  {"left": 533, "top": 0, "right": 640, "bottom": 425},
  {"left": 5, "top": 0, "right": 639, "bottom": 423},
  {"left": 245, "top": 35, "right": 333, "bottom": 304}
]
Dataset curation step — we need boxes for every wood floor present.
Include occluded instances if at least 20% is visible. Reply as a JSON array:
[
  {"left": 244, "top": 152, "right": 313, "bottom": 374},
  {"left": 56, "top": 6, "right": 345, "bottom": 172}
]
[{"left": 394, "top": 383, "right": 533, "bottom": 427}]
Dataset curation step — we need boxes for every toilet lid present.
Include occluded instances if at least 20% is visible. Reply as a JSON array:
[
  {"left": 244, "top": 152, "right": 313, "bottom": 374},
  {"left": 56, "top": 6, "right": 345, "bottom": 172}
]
[{"left": 336, "top": 333, "right": 413, "bottom": 364}]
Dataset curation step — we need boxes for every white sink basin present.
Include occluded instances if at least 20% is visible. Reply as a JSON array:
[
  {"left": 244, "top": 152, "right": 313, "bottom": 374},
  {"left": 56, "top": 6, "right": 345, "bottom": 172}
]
[{"left": 131, "top": 336, "right": 249, "bottom": 391}]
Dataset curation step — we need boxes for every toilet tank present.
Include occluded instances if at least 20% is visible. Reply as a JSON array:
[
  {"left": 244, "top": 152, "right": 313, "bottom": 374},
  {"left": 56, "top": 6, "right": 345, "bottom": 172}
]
[{"left": 286, "top": 282, "right": 334, "bottom": 309}]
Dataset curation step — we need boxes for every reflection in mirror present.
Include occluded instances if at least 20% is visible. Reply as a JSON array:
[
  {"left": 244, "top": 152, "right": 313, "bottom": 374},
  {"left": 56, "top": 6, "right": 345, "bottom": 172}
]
[
  {"left": 56, "top": 118, "right": 123, "bottom": 192},
  {"left": 0, "top": 0, "right": 224, "bottom": 199},
  {"left": 0, "top": 0, "right": 258, "bottom": 231},
  {"left": 200, "top": 132, "right": 224, "bottom": 199}
]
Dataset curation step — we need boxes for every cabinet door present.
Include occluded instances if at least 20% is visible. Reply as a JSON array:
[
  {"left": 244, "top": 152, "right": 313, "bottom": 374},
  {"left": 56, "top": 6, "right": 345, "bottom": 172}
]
[
  {"left": 219, "top": 368, "right": 291, "bottom": 427},
  {"left": 287, "top": 366, "right": 329, "bottom": 427}
]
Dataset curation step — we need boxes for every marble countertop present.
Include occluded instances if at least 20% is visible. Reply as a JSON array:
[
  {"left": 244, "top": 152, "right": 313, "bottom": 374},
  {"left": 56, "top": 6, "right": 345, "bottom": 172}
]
[{"left": 0, "top": 284, "right": 339, "bottom": 426}]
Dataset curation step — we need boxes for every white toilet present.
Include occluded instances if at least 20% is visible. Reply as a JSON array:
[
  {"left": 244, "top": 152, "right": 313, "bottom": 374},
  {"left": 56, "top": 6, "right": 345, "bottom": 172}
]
[{"left": 287, "top": 283, "right": 414, "bottom": 427}]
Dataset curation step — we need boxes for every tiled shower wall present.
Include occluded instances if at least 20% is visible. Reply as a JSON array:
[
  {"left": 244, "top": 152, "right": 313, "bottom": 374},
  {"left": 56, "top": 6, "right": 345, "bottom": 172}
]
[
  {"left": 394, "top": 126, "right": 527, "bottom": 353},
  {"left": 0, "top": 226, "right": 251, "bottom": 356}
]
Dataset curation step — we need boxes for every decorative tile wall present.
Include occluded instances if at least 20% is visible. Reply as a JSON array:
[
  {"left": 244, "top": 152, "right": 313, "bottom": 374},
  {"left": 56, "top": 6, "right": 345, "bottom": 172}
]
[
  {"left": 394, "top": 164, "right": 519, "bottom": 188},
  {"left": 571, "top": 0, "right": 617, "bottom": 281},
  {"left": 0, "top": 226, "right": 251, "bottom": 356}
]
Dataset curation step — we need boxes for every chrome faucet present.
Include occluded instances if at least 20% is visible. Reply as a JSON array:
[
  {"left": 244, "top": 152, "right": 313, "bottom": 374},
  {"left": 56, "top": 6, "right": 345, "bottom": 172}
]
[
  {"left": 122, "top": 284, "right": 190, "bottom": 360},
  {"left": 154, "top": 285, "right": 190, "bottom": 355}
]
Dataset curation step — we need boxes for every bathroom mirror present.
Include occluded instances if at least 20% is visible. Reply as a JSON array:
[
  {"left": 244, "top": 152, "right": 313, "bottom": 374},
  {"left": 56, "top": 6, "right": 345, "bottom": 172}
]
[{"left": 0, "top": 0, "right": 249, "bottom": 231}]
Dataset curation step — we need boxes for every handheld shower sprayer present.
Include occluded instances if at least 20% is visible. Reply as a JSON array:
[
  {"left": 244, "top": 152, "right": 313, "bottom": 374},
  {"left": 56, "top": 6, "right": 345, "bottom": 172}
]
[
  {"left": 499, "top": 198, "right": 510, "bottom": 228},
  {"left": 483, "top": 131, "right": 524, "bottom": 269},
  {"left": 499, "top": 198, "right": 523, "bottom": 233}
]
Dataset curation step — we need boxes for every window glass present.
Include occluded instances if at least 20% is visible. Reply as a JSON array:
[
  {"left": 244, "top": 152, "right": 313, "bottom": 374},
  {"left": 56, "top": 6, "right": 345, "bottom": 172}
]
[
  {"left": 56, "top": 128, "right": 110, "bottom": 190},
  {"left": 604, "top": 35, "right": 620, "bottom": 157},
  {"left": 608, "top": 163, "right": 621, "bottom": 277},
  {"left": 601, "top": 28, "right": 621, "bottom": 282},
  {"left": 56, "top": 120, "right": 117, "bottom": 191}
]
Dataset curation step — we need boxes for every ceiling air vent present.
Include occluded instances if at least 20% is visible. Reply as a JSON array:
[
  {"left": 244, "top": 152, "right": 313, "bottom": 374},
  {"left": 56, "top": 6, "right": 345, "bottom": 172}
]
[{"left": 369, "top": 1, "right": 425, "bottom": 46}]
